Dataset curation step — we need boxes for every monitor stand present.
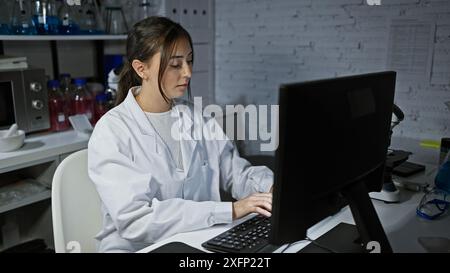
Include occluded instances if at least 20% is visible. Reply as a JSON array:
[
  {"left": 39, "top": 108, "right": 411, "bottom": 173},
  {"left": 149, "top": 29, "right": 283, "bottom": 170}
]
[
  {"left": 298, "top": 223, "right": 366, "bottom": 253},
  {"left": 300, "top": 181, "right": 393, "bottom": 253}
]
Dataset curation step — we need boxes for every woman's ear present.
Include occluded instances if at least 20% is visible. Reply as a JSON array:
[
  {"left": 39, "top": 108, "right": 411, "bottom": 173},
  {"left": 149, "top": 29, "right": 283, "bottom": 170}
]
[{"left": 131, "top": 59, "right": 149, "bottom": 80}]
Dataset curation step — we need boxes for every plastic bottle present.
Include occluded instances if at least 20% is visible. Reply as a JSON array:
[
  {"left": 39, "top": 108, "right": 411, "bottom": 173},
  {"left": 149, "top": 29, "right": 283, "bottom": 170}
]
[
  {"left": 48, "top": 79, "right": 70, "bottom": 132},
  {"left": 94, "top": 92, "right": 110, "bottom": 124},
  {"left": 72, "top": 78, "right": 94, "bottom": 123}
]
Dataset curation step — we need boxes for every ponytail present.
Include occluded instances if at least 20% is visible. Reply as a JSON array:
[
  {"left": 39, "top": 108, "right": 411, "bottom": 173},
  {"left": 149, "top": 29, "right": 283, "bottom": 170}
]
[{"left": 116, "top": 61, "right": 141, "bottom": 106}]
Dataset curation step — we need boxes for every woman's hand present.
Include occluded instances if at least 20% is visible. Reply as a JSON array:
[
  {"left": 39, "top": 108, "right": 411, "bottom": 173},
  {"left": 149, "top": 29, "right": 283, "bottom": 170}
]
[{"left": 232, "top": 192, "right": 272, "bottom": 220}]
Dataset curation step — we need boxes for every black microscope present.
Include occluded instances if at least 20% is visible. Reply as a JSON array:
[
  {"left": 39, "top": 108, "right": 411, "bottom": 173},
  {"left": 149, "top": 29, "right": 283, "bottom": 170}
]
[{"left": 369, "top": 104, "right": 411, "bottom": 203}]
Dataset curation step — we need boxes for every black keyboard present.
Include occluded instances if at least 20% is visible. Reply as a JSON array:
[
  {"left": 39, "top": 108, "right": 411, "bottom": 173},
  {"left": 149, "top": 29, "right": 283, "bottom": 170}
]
[{"left": 202, "top": 215, "right": 279, "bottom": 253}]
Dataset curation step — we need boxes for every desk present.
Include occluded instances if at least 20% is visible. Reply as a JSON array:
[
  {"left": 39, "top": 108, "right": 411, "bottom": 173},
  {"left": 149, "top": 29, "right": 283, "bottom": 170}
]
[{"left": 139, "top": 165, "right": 450, "bottom": 253}]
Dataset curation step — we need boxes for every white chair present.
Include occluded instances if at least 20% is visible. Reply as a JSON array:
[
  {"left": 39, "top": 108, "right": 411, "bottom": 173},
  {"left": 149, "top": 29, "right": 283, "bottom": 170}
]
[{"left": 51, "top": 149, "right": 102, "bottom": 253}]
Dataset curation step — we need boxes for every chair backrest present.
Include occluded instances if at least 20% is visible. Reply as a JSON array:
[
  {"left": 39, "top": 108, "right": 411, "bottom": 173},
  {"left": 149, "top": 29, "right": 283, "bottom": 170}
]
[{"left": 51, "top": 149, "right": 102, "bottom": 253}]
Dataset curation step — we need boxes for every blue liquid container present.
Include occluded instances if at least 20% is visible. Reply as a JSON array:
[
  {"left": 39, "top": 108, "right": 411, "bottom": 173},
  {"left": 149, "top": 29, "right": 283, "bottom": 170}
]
[
  {"left": 58, "top": 2, "right": 79, "bottom": 35},
  {"left": 11, "top": 2, "right": 37, "bottom": 35},
  {"left": 0, "top": 24, "right": 10, "bottom": 35}
]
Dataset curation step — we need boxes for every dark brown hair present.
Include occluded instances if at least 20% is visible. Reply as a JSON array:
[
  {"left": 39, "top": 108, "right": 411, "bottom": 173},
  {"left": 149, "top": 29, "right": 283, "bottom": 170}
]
[{"left": 116, "top": 16, "right": 193, "bottom": 105}]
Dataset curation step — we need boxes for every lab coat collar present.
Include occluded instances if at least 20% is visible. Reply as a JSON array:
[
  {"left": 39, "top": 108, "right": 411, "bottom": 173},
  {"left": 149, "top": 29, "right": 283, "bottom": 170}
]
[
  {"left": 124, "top": 86, "right": 156, "bottom": 136},
  {"left": 123, "top": 87, "right": 197, "bottom": 136},
  {"left": 123, "top": 87, "right": 199, "bottom": 176}
]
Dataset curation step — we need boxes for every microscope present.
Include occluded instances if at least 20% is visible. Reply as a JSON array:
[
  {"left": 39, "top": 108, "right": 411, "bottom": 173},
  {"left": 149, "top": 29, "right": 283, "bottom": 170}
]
[{"left": 369, "top": 104, "right": 411, "bottom": 203}]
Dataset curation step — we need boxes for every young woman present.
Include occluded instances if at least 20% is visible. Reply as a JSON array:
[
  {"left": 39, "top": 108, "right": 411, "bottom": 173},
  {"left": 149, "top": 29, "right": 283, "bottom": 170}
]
[{"left": 88, "top": 16, "right": 273, "bottom": 253}]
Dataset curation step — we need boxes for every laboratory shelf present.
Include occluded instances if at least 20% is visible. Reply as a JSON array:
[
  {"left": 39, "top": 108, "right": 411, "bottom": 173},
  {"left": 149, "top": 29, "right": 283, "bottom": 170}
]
[
  {"left": 0, "top": 180, "right": 51, "bottom": 214},
  {"left": 0, "top": 35, "right": 127, "bottom": 41}
]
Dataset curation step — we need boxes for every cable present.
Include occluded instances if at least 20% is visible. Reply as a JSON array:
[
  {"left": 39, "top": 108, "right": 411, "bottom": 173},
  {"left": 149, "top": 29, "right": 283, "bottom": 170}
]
[
  {"left": 305, "top": 237, "right": 338, "bottom": 253},
  {"left": 279, "top": 239, "right": 309, "bottom": 253},
  {"left": 280, "top": 243, "right": 292, "bottom": 253},
  {"left": 280, "top": 237, "right": 341, "bottom": 253}
]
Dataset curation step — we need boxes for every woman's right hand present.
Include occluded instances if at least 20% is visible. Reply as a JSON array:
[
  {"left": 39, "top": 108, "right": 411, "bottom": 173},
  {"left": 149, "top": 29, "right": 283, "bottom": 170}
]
[{"left": 232, "top": 192, "right": 272, "bottom": 220}]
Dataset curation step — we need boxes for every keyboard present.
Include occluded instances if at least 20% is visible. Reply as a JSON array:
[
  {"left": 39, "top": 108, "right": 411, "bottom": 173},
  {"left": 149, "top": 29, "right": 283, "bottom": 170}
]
[{"left": 202, "top": 215, "right": 279, "bottom": 253}]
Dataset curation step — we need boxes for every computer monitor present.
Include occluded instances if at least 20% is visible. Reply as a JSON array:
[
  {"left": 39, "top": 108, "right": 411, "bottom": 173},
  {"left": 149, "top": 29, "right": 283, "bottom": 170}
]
[{"left": 270, "top": 71, "right": 396, "bottom": 253}]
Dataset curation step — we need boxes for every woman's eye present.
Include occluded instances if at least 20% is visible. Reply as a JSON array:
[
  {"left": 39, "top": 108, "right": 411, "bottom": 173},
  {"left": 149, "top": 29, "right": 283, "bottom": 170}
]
[{"left": 170, "top": 64, "right": 181, "bottom": 68}]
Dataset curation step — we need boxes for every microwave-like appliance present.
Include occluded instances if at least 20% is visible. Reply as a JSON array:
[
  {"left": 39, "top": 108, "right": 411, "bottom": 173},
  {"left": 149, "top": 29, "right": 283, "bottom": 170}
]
[{"left": 0, "top": 68, "right": 50, "bottom": 133}]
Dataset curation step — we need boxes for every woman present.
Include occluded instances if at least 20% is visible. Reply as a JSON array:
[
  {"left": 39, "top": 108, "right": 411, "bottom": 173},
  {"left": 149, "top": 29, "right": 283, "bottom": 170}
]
[{"left": 88, "top": 16, "right": 273, "bottom": 253}]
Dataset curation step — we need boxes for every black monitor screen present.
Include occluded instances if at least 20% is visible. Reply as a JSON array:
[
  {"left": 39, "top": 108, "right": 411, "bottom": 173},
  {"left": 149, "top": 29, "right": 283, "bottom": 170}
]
[{"left": 270, "top": 71, "right": 396, "bottom": 249}]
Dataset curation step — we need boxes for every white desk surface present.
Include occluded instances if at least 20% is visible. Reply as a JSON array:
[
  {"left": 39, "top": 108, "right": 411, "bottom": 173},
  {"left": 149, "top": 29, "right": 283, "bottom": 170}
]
[{"left": 139, "top": 165, "right": 450, "bottom": 253}]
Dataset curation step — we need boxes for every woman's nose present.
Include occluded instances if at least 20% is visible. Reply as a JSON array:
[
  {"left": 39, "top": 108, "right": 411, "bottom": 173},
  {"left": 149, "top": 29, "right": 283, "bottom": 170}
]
[{"left": 182, "top": 62, "right": 192, "bottom": 78}]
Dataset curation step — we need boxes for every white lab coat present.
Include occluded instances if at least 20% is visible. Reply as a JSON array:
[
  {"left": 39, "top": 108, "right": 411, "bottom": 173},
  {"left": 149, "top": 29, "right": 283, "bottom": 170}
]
[{"left": 88, "top": 87, "right": 273, "bottom": 253}]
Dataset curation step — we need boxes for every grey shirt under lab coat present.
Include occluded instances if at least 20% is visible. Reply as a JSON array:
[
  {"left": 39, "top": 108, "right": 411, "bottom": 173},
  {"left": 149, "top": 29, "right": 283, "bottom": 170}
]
[{"left": 88, "top": 87, "right": 273, "bottom": 252}]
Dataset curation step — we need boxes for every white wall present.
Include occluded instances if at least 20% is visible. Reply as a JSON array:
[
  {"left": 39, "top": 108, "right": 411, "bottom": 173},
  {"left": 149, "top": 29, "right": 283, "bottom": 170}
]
[{"left": 215, "top": 0, "right": 450, "bottom": 156}]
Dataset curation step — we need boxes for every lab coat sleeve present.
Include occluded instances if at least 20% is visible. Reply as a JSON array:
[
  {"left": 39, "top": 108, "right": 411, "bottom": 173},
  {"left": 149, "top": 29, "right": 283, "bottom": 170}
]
[
  {"left": 209, "top": 119, "right": 273, "bottom": 200},
  {"left": 88, "top": 118, "right": 232, "bottom": 245}
]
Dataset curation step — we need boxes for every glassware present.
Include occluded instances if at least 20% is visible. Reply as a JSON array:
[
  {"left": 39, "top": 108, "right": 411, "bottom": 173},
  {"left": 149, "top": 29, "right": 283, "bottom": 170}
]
[
  {"left": 0, "top": 0, "right": 12, "bottom": 34},
  {"left": 59, "top": 73, "right": 73, "bottom": 116},
  {"left": 32, "top": 0, "right": 48, "bottom": 34},
  {"left": 71, "top": 78, "right": 94, "bottom": 123},
  {"left": 105, "top": 6, "right": 128, "bottom": 34},
  {"left": 78, "top": 0, "right": 103, "bottom": 34},
  {"left": 94, "top": 92, "right": 110, "bottom": 124},
  {"left": 32, "top": 0, "right": 59, "bottom": 35},
  {"left": 135, "top": 0, "right": 160, "bottom": 22},
  {"left": 46, "top": 0, "right": 60, "bottom": 34},
  {"left": 48, "top": 79, "right": 70, "bottom": 132},
  {"left": 11, "top": 0, "right": 37, "bottom": 35},
  {"left": 58, "top": 0, "right": 79, "bottom": 34}
]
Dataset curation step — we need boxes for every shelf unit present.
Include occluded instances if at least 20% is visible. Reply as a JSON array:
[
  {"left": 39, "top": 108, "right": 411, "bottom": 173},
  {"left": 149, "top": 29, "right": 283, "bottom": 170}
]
[
  {"left": 0, "top": 130, "right": 89, "bottom": 251},
  {"left": 0, "top": 130, "right": 89, "bottom": 210},
  {"left": 0, "top": 184, "right": 51, "bottom": 214},
  {"left": 0, "top": 35, "right": 127, "bottom": 41},
  {"left": 0, "top": 35, "right": 127, "bottom": 82}
]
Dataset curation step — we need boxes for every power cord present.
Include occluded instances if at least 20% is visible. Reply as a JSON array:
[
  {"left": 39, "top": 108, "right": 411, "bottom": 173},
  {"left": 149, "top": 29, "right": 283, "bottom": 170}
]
[
  {"left": 305, "top": 237, "right": 338, "bottom": 253},
  {"left": 280, "top": 243, "right": 293, "bottom": 253},
  {"left": 279, "top": 237, "right": 339, "bottom": 253}
]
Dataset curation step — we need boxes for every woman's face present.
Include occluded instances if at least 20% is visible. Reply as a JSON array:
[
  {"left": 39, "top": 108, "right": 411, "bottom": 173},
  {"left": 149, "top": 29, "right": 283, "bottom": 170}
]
[{"left": 145, "top": 38, "right": 193, "bottom": 99}]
